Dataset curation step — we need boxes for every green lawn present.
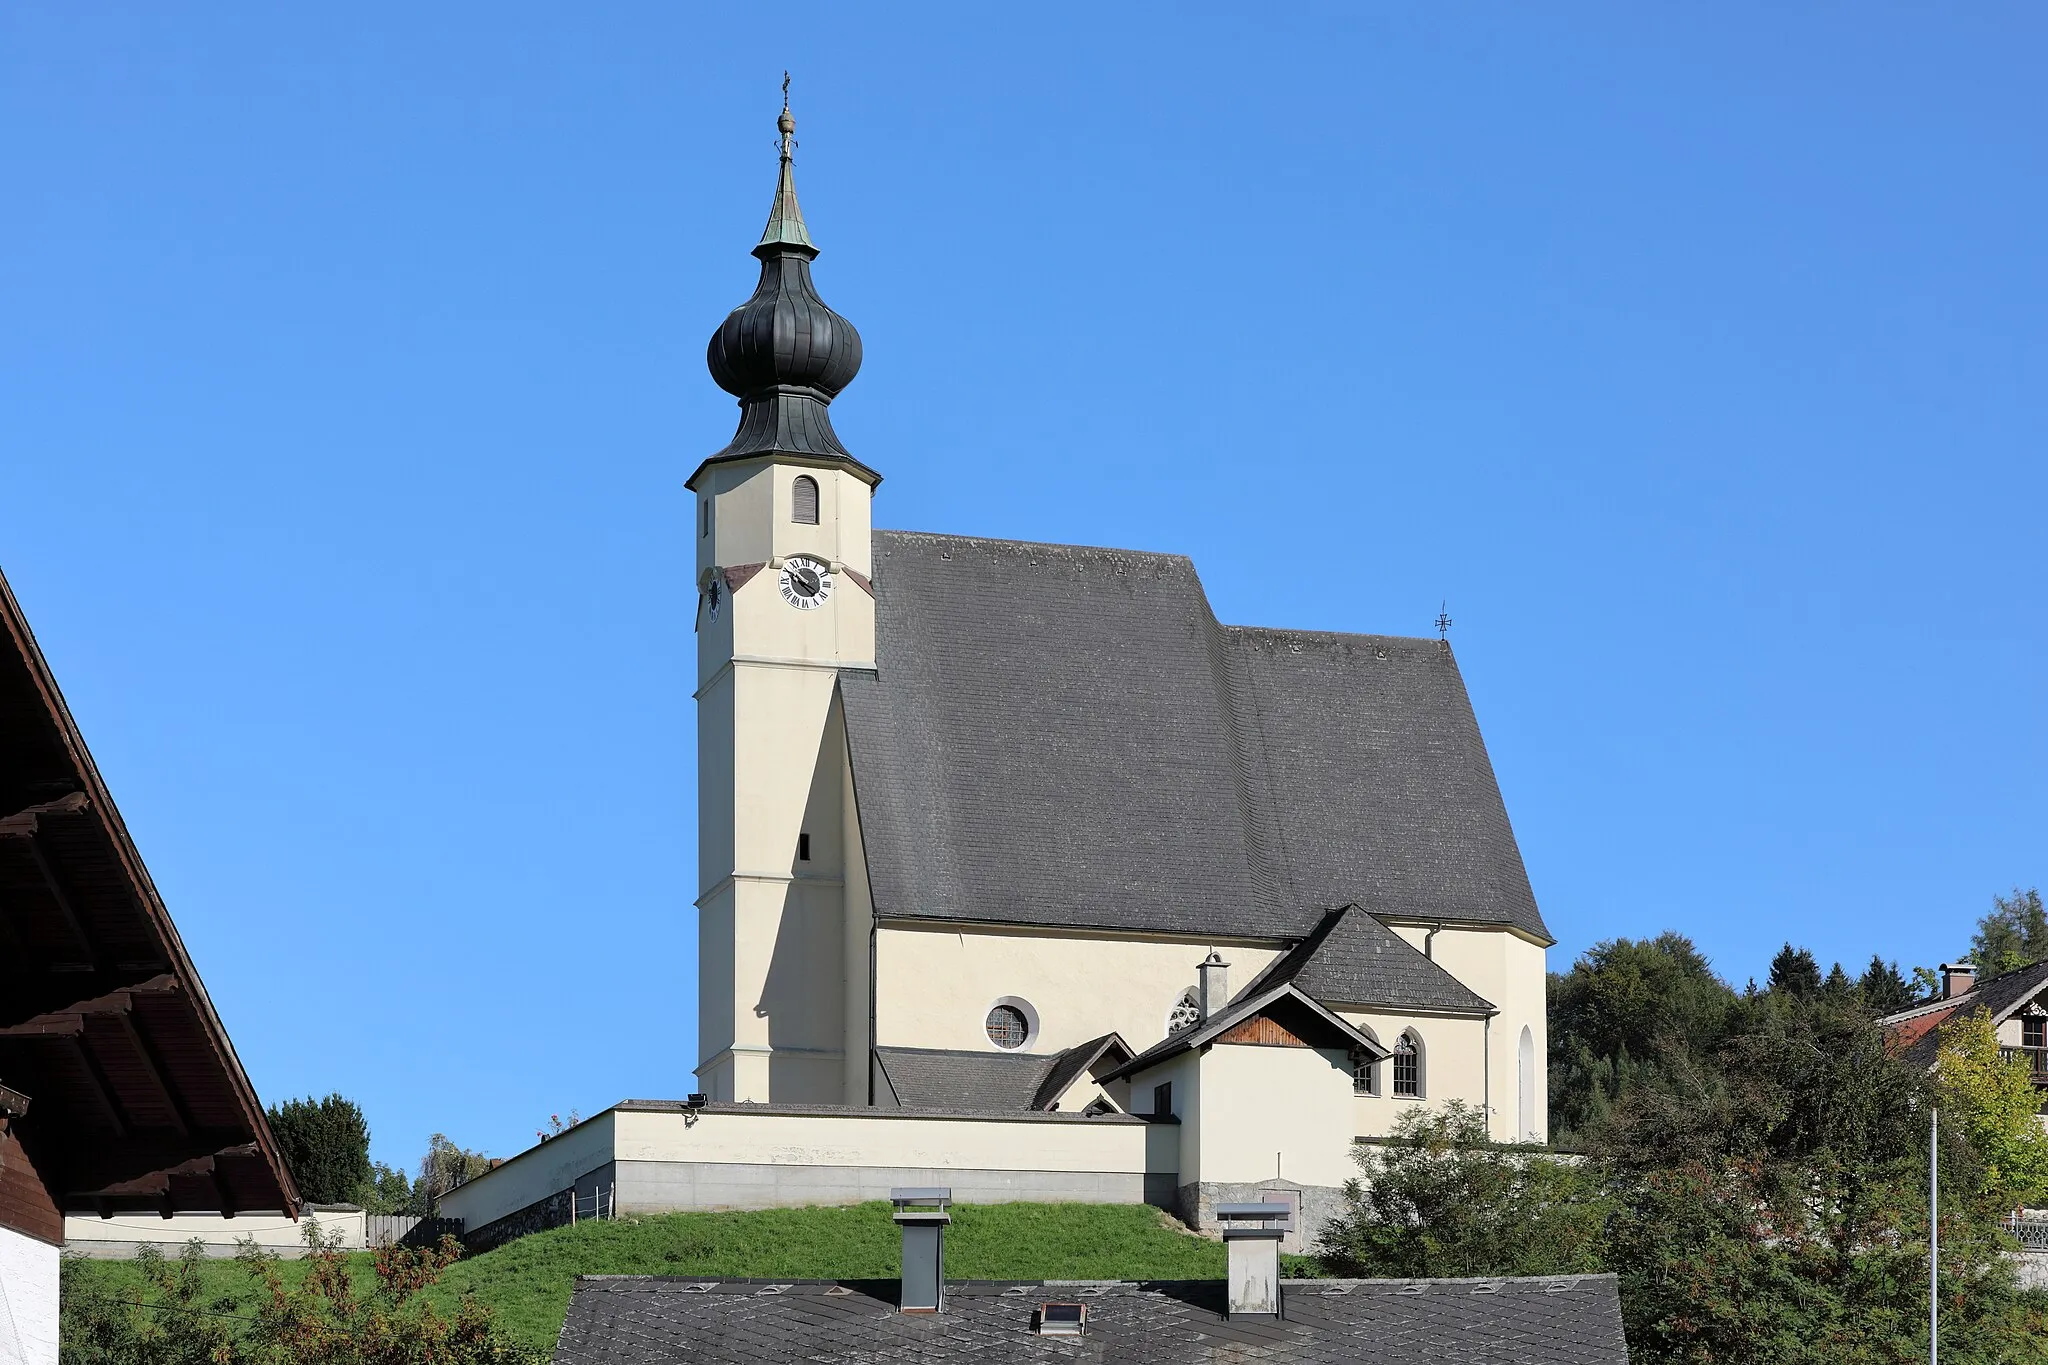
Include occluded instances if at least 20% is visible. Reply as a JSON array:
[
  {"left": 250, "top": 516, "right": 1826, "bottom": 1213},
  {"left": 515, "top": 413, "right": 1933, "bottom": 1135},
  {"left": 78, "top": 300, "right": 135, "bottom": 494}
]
[{"left": 67, "top": 1202, "right": 1321, "bottom": 1357}]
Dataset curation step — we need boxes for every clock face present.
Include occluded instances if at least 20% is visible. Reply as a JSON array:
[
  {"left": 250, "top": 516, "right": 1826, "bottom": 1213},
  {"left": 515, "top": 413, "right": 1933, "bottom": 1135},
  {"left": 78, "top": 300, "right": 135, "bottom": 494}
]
[
  {"left": 778, "top": 556, "right": 835, "bottom": 611},
  {"left": 704, "top": 578, "right": 723, "bottom": 621}
]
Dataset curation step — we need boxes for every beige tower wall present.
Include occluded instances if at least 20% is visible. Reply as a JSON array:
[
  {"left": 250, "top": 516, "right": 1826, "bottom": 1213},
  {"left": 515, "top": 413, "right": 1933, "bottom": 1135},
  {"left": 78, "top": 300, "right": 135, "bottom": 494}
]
[{"left": 694, "top": 457, "right": 875, "bottom": 1103}]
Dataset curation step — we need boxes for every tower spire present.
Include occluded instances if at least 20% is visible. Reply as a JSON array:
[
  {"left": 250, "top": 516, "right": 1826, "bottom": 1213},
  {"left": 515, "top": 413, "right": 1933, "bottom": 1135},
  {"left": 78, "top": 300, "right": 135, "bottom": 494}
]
[
  {"left": 692, "top": 81, "right": 874, "bottom": 490},
  {"left": 757, "top": 72, "right": 815, "bottom": 254}
]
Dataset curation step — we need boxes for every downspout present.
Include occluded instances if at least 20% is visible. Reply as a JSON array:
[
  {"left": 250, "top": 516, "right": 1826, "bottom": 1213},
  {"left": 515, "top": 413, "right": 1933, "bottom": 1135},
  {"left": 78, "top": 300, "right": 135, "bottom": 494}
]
[
  {"left": 1483, "top": 1015, "right": 1491, "bottom": 1138},
  {"left": 868, "top": 914, "right": 879, "bottom": 1105},
  {"left": 1423, "top": 923, "right": 1442, "bottom": 960}
]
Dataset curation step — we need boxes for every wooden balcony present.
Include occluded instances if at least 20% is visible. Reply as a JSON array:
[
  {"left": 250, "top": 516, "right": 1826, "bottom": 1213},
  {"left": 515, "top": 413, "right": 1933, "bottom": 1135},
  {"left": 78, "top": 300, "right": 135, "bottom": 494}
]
[{"left": 1998, "top": 1046, "right": 2048, "bottom": 1084}]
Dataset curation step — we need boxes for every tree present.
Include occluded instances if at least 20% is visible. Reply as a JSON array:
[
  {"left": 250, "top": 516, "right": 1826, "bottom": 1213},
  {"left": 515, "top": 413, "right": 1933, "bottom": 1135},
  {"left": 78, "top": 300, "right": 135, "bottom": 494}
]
[
  {"left": 1767, "top": 943, "right": 1821, "bottom": 998},
  {"left": 1858, "top": 955, "right": 1917, "bottom": 1016},
  {"left": 417, "top": 1133, "right": 493, "bottom": 1209},
  {"left": 1972, "top": 887, "right": 2048, "bottom": 978},
  {"left": 360, "top": 1160, "right": 419, "bottom": 1216},
  {"left": 1932, "top": 1007, "right": 2048, "bottom": 1204},
  {"left": 1548, "top": 932, "right": 1738, "bottom": 1146},
  {"left": 264, "top": 1094, "right": 372, "bottom": 1206},
  {"left": 1598, "top": 987, "right": 2046, "bottom": 1363},
  {"left": 60, "top": 1229, "right": 539, "bottom": 1364},
  {"left": 1317, "top": 1102, "right": 1608, "bottom": 1278}
]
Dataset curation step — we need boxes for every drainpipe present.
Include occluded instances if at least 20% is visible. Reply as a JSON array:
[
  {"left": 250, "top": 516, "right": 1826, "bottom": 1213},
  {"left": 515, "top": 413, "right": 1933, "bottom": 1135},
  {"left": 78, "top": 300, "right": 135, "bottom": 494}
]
[
  {"left": 1483, "top": 1016, "right": 1491, "bottom": 1138},
  {"left": 1423, "top": 924, "right": 1442, "bottom": 960}
]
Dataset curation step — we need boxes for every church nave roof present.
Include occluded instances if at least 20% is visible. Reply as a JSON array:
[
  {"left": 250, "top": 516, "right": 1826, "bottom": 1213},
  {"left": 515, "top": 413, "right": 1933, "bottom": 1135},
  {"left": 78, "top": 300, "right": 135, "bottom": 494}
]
[{"left": 840, "top": 530, "right": 1550, "bottom": 947}]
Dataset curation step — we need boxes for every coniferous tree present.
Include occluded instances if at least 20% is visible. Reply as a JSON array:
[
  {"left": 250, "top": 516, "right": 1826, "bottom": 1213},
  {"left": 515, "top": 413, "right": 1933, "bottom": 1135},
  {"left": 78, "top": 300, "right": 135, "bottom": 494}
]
[
  {"left": 264, "top": 1093, "right": 373, "bottom": 1206},
  {"left": 1857, "top": 955, "right": 1917, "bottom": 1015},
  {"left": 1971, "top": 887, "right": 2048, "bottom": 977},
  {"left": 1767, "top": 942, "right": 1821, "bottom": 998}
]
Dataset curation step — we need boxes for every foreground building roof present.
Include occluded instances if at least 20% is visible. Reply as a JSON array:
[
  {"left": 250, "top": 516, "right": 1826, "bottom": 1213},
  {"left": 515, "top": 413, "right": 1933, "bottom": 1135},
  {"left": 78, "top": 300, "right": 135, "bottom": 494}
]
[
  {"left": 0, "top": 568, "right": 296, "bottom": 1225},
  {"left": 552, "top": 1275, "right": 1629, "bottom": 1365},
  {"left": 840, "top": 531, "right": 1550, "bottom": 946}
]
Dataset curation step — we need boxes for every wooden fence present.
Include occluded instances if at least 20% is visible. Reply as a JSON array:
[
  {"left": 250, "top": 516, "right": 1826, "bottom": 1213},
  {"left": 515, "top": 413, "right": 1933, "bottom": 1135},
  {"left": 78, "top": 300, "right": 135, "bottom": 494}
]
[{"left": 366, "top": 1214, "right": 464, "bottom": 1248}]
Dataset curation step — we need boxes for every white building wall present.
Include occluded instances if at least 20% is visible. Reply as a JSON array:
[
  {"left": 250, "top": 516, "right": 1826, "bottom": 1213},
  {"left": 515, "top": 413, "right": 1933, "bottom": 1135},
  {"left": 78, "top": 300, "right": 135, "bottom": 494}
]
[
  {"left": 1341, "top": 1011, "right": 1490, "bottom": 1139},
  {"left": 0, "top": 1224, "right": 59, "bottom": 1365},
  {"left": 874, "top": 923, "right": 1282, "bottom": 1059},
  {"left": 61, "top": 1207, "right": 368, "bottom": 1258},
  {"left": 1195, "top": 1044, "right": 1356, "bottom": 1189},
  {"left": 1382, "top": 923, "right": 1549, "bottom": 1142}
]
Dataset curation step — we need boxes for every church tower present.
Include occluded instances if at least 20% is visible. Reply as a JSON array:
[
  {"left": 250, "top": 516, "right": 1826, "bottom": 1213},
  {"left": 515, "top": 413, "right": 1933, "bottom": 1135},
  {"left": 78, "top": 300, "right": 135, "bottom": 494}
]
[{"left": 688, "top": 94, "right": 877, "bottom": 1103}]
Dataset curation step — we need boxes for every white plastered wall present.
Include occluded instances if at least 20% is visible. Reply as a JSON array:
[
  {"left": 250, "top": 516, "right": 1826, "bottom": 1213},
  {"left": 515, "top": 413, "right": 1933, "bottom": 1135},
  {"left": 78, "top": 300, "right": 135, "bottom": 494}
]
[
  {"left": 694, "top": 458, "right": 875, "bottom": 1103},
  {"left": 874, "top": 924, "right": 1282, "bottom": 1059},
  {"left": 1382, "top": 923, "right": 1550, "bottom": 1142},
  {"left": 0, "top": 1224, "right": 58, "bottom": 1365},
  {"left": 435, "top": 1107, "right": 1152, "bottom": 1234},
  {"left": 1193, "top": 1043, "right": 1357, "bottom": 1189},
  {"left": 1341, "top": 1011, "right": 1490, "bottom": 1139}
]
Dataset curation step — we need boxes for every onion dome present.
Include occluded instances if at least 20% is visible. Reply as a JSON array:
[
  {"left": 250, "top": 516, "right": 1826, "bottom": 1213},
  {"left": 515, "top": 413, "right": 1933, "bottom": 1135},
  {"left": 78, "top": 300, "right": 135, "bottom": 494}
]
[{"left": 696, "top": 93, "right": 876, "bottom": 488}]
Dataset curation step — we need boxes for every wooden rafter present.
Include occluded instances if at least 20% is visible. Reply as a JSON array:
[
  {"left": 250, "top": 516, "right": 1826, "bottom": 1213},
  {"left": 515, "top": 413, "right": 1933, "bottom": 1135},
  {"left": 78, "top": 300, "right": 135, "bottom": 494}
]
[
  {"left": 108, "top": 1011, "right": 191, "bottom": 1137},
  {"left": 0, "top": 973, "right": 179, "bottom": 1033}
]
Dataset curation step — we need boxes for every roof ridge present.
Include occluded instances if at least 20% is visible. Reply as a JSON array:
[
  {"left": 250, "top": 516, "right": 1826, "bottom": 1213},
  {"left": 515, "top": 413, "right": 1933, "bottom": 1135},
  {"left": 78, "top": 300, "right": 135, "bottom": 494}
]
[
  {"left": 1224, "top": 623, "right": 1446, "bottom": 650},
  {"left": 875, "top": 527, "right": 1196, "bottom": 566}
]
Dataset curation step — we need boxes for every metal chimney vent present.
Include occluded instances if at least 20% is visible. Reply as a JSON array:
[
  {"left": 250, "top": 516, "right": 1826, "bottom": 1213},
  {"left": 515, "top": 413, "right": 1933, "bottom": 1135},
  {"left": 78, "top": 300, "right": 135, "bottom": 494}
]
[
  {"left": 890, "top": 1188, "right": 951, "bottom": 1314},
  {"left": 1217, "top": 1202, "right": 1292, "bottom": 1318}
]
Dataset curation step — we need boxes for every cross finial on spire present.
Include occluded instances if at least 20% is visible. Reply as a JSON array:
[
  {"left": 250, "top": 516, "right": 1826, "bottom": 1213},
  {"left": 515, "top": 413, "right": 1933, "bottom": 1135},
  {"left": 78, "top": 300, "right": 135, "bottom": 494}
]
[
  {"left": 757, "top": 73, "right": 814, "bottom": 253},
  {"left": 1435, "top": 601, "right": 1453, "bottom": 649}
]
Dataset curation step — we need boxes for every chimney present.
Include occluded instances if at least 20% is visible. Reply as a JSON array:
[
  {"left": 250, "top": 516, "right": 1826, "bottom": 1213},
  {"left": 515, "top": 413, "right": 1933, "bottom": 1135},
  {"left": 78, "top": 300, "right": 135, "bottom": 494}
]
[
  {"left": 1198, "top": 951, "right": 1230, "bottom": 1020},
  {"left": 1941, "top": 961, "right": 1976, "bottom": 999},
  {"left": 1216, "top": 1202, "right": 1290, "bottom": 1318},
  {"left": 890, "top": 1187, "right": 950, "bottom": 1314}
]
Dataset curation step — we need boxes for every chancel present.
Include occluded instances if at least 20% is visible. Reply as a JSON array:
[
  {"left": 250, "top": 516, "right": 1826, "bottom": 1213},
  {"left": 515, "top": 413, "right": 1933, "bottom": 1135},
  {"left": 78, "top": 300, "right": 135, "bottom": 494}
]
[{"left": 441, "top": 95, "right": 1554, "bottom": 1249}]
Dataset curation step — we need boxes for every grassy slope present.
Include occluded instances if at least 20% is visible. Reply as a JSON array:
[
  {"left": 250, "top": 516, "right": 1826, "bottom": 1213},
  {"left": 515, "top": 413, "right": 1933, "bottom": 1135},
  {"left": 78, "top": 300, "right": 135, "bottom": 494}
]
[{"left": 68, "top": 1203, "right": 1319, "bottom": 1355}]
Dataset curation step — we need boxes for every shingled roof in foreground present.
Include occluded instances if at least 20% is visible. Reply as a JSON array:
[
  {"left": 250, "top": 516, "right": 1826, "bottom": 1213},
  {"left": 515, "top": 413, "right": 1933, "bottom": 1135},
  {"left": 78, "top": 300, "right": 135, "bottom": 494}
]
[
  {"left": 840, "top": 531, "right": 1550, "bottom": 945},
  {"left": 552, "top": 1274, "right": 1628, "bottom": 1365}
]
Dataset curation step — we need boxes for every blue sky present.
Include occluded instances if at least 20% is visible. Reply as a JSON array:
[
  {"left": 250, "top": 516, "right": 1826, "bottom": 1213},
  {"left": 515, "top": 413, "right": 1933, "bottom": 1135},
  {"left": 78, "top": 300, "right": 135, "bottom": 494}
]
[{"left": 3, "top": 5, "right": 2042, "bottom": 1169}]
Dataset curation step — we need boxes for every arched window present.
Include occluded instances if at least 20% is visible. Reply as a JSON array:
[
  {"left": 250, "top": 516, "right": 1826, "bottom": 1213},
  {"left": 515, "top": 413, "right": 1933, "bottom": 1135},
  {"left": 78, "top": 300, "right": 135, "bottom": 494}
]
[
  {"left": 1393, "top": 1030, "right": 1423, "bottom": 1098},
  {"left": 1517, "top": 1025, "right": 1536, "bottom": 1141},
  {"left": 1166, "top": 988, "right": 1201, "bottom": 1034},
  {"left": 1351, "top": 1025, "right": 1381, "bottom": 1095},
  {"left": 792, "top": 475, "right": 820, "bottom": 525}
]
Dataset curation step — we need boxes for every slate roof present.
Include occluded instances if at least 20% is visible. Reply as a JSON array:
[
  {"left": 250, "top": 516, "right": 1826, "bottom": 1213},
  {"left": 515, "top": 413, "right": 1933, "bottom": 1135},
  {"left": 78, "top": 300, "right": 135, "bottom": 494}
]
[
  {"left": 874, "top": 1047, "right": 1058, "bottom": 1111},
  {"left": 875, "top": 1035, "right": 1134, "bottom": 1112},
  {"left": 839, "top": 532, "right": 1549, "bottom": 946},
  {"left": 552, "top": 1275, "right": 1630, "bottom": 1364},
  {"left": 1244, "top": 906, "right": 1496, "bottom": 1016},
  {"left": 1881, "top": 962, "right": 2048, "bottom": 1070}
]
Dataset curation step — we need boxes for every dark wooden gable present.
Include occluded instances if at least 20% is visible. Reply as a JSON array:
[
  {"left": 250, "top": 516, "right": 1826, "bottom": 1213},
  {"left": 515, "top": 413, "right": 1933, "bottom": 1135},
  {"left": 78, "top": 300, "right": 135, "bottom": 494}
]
[{"left": 0, "top": 570, "right": 297, "bottom": 1229}]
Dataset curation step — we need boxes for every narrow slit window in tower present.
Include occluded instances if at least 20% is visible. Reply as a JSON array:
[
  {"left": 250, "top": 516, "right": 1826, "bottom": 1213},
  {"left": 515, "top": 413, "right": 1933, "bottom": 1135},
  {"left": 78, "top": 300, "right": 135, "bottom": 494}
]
[
  {"left": 792, "top": 475, "right": 820, "bottom": 525},
  {"left": 797, "top": 832, "right": 811, "bottom": 861}
]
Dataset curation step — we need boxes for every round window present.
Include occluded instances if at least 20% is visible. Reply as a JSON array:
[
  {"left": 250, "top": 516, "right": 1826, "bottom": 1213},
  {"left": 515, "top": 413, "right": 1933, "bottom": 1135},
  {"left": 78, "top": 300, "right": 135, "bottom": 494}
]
[{"left": 985, "top": 1004, "right": 1029, "bottom": 1049}]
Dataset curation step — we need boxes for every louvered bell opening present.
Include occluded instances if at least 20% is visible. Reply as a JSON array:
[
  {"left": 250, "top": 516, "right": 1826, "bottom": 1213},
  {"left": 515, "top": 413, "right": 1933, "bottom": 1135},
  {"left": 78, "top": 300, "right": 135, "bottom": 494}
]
[{"left": 792, "top": 474, "right": 820, "bottom": 525}]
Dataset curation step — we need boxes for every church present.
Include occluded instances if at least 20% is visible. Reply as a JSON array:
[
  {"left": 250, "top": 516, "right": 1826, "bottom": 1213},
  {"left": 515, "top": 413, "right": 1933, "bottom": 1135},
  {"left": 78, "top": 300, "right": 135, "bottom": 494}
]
[{"left": 441, "top": 101, "right": 1552, "bottom": 1249}]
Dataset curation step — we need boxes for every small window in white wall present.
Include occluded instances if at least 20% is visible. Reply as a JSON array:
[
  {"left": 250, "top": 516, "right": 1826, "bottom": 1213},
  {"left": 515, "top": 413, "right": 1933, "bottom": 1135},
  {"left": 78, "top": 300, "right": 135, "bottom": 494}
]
[
  {"left": 1393, "top": 1031, "right": 1423, "bottom": 1098},
  {"left": 792, "top": 475, "right": 820, "bottom": 525},
  {"left": 1351, "top": 1026, "right": 1381, "bottom": 1095}
]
